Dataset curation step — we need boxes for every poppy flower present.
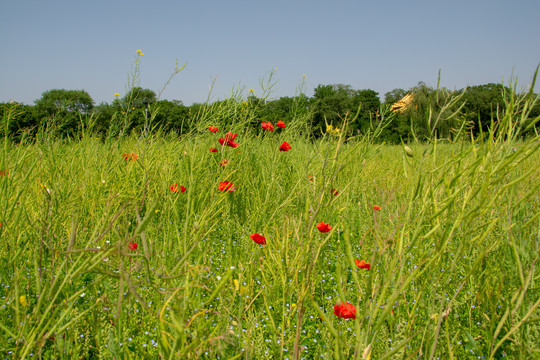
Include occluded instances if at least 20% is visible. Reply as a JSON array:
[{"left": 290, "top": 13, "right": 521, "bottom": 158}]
[
  {"left": 220, "top": 159, "right": 229, "bottom": 167},
  {"left": 0, "top": 169, "right": 8, "bottom": 177},
  {"left": 276, "top": 120, "right": 286, "bottom": 129},
  {"left": 331, "top": 188, "right": 338, "bottom": 196},
  {"left": 279, "top": 141, "right": 291, "bottom": 152},
  {"left": 355, "top": 259, "right": 371, "bottom": 270},
  {"left": 170, "top": 184, "right": 179, "bottom": 193},
  {"left": 308, "top": 174, "right": 313, "bottom": 181},
  {"left": 261, "top": 122, "right": 274, "bottom": 131},
  {"left": 209, "top": 147, "right": 218, "bottom": 153},
  {"left": 128, "top": 241, "right": 138, "bottom": 250},
  {"left": 250, "top": 233, "right": 267, "bottom": 245},
  {"left": 316, "top": 222, "right": 332, "bottom": 233},
  {"left": 208, "top": 125, "right": 219, "bottom": 133},
  {"left": 218, "top": 181, "right": 235, "bottom": 192},
  {"left": 218, "top": 131, "right": 239, "bottom": 148},
  {"left": 123, "top": 152, "right": 138, "bottom": 161},
  {"left": 334, "top": 302, "right": 356, "bottom": 319},
  {"left": 373, "top": 205, "right": 381, "bottom": 211},
  {"left": 180, "top": 186, "right": 187, "bottom": 193}
]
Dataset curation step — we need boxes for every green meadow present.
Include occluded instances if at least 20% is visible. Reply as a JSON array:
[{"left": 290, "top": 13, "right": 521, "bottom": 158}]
[{"left": 1, "top": 74, "right": 539, "bottom": 359}]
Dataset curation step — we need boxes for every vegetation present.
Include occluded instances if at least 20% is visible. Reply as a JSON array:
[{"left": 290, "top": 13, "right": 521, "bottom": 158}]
[{"left": 0, "top": 56, "right": 539, "bottom": 359}]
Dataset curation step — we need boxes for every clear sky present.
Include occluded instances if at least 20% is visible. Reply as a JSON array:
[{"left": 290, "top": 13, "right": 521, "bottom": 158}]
[{"left": 1, "top": 0, "right": 539, "bottom": 106}]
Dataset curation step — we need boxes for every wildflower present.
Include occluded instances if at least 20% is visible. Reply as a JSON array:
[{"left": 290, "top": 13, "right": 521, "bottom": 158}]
[
  {"left": 355, "top": 259, "right": 371, "bottom": 270},
  {"left": 334, "top": 302, "right": 356, "bottom": 319},
  {"left": 250, "top": 233, "right": 267, "bottom": 245},
  {"left": 19, "top": 295, "right": 28, "bottom": 307},
  {"left": 279, "top": 141, "right": 291, "bottom": 152},
  {"left": 209, "top": 147, "right": 218, "bottom": 153},
  {"left": 129, "top": 242, "right": 138, "bottom": 250},
  {"left": 276, "top": 120, "right": 286, "bottom": 129},
  {"left": 249, "top": 88, "right": 254, "bottom": 92},
  {"left": 123, "top": 152, "right": 138, "bottom": 161},
  {"left": 218, "top": 181, "right": 235, "bottom": 192},
  {"left": 0, "top": 169, "right": 8, "bottom": 176},
  {"left": 136, "top": 49, "right": 144, "bottom": 56},
  {"left": 261, "top": 122, "right": 274, "bottom": 131},
  {"left": 331, "top": 188, "right": 338, "bottom": 196},
  {"left": 114, "top": 93, "right": 119, "bottom": 97},
  {"left": 220, "top": 159, "right": 229, "bottom": 167},
  {"left": 316, "top": 222, "right": 332, "bottom": 233},
  {"left": 208, "top": 125, "right": 219, "bottom": 133},
  {"left": 308, "top": 174, "right": 313, "bottom": 181},
  {"left": 170, "top": 184, "right": 179, "bottom": 193},
  {"left": 218, "top": 131, "right": 239, "bottom": 148},
  {"left": 373, "top": 205, "right": 381, "bottom": 211},
  {"left": 180, "top": 186, "right": 187, "bottom": 193}
]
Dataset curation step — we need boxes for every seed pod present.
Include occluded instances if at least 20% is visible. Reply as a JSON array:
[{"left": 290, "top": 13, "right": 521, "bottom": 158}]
[{"left": 404, "top": 145, "right": 414, "bottom": 157}]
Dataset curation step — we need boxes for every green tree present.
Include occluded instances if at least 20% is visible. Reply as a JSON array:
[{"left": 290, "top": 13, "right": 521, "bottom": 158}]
[
  {"left": 459, "top": 83, "right": 508, "bottom": 135},
  {"left": 153, "top": 100, "right": 190, "bottom": 135},
  {"left": 34, "top": 89, "right": 94, "bottom": 137},
  {"left": 311, "top": 84, "right": 380, "bottom": 136}
]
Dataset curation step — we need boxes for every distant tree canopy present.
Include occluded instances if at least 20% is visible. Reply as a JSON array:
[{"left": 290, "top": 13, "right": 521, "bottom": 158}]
[
  {"left": 35, "top": 89, "right": 94, "bottom": 115},
  {"left": 311, "top": 84, "right": 380, "bottom": 134},
  {"left": 459, "top": 83, "right": 508, "bottom": 134},
  {"left": 1, "top": 81, "right": 538, "bottom": 142}
]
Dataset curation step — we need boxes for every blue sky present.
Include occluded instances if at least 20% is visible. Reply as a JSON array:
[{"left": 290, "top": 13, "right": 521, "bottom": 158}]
[{"left": 1, "top": 0, "right": 539, "bottom": 106}]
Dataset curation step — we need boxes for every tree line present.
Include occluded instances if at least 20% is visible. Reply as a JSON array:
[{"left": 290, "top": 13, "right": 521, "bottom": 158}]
[{"left": 1, "top": 81, "right": 539, "bottom": 143}]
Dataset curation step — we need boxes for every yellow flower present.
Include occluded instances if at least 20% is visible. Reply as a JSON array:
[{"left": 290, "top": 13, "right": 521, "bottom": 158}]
[
  {"left": 19, "top": 295, "right": 28, "bottom": 307},
  {"left": 114, "top": 93, "right": 119, "bottom": 97},
  {"left": 136, "top": 49, "right": 144, "bottom": 56},
  {"left": 233, "top": 279, "right": 239, "bottom": 291},
  {"left": 249, "top": 88, "right": 254, "bottom": 92}
]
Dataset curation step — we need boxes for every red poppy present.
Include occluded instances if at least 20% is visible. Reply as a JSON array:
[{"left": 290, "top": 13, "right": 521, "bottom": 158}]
[
  {"left": 218, "top": 131, "right": 239, "bottom": 148},
  {"left": 208, "top": 125, "right": 219, "bottom": 133},
  {"left": 0, "top": 169, "right": 8, "bottom": 176},
  {"left": 331, "top": 188, "right": 338, "bottom": 196},
  {"left": 373, "top": 205, "right": 381, "bottom": 211},
  {"left": 250, "top": 233, "right": 267, "bottom": 245},
  {"left": 180, "top": 186, "right": 187, "bottom": 193},
  {"left": 220, "top": 159, "right": 229, "bottom": 167},
  {"left": 354, "top": 259, "right": 371, "bottom": 270},
  {"left": 308, "top": 174, "right": 313, "bottom": 181},
  {"left": 334, "top": 302, "right": 356, "bottom": 319},
  {"left": 128, "top": 241, "right": 138, "bottom": 250},
  {"left": 170, "top": 184, "right": 179, "bottom": 193},
  {"left": 316, "top": 222, "right": 332, "bottom": 233},
  {"left": 279, "top": 141, "right": 291, "bottom": 152},
  {"left": 209, "top": 147, "right": 218, "bottom": 153},
  {"left": 276, "top": 120, "right": 286, "bottom": 129},
  {"left": 261, "top": 122, "right": 274, "bottom": 131},
  {"left": 123, "top": 152, "right": 139, "bottom": 161},
  {"left": 218, "top": 181, "right": 235, "bottom": 192}
]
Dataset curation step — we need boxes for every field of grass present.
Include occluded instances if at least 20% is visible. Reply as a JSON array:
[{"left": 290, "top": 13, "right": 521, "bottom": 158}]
[{"left": 1, "top": 104, "right": 540, "bottom": 359}]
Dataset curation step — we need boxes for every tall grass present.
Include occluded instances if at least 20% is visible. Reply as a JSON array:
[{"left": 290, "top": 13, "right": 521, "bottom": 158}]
[{"left": 1, "top": 73, "right": 539, "bottom": 359}]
